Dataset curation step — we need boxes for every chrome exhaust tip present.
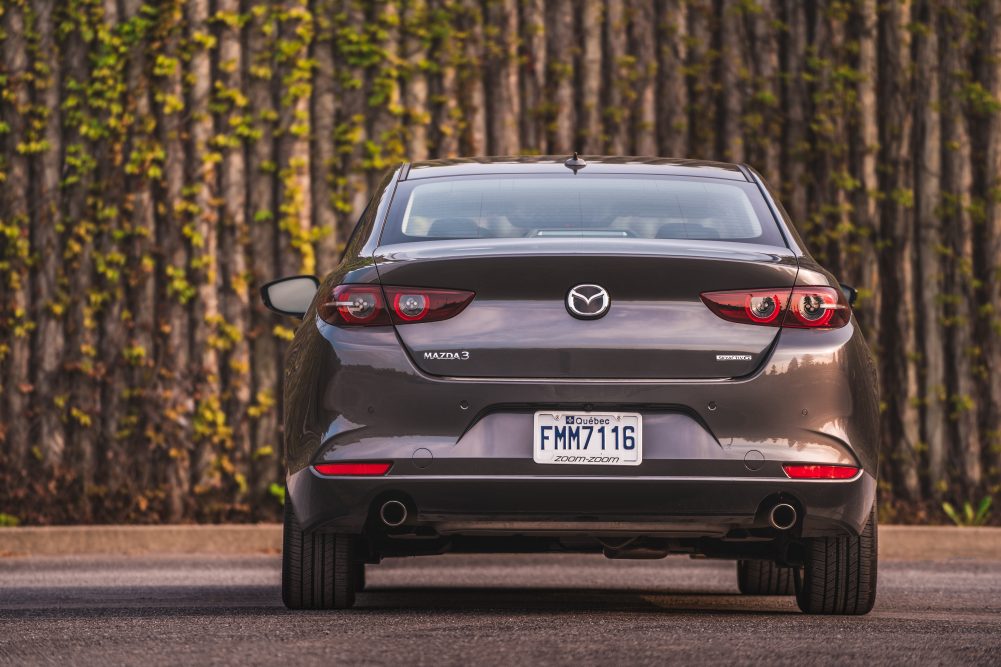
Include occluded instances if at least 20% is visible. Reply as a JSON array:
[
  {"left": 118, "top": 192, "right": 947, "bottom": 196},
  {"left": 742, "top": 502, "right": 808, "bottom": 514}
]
[
  {"left": 379, "top": 500, "right": 408, "bottom": 528},
  {"left": 769, "top": 503, "right": 798, "bottom": 530}
]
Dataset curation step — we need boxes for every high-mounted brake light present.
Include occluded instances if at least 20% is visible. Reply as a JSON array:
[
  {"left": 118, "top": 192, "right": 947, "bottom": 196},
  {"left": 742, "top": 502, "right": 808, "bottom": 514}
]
[
  {"left": 782, "top": 464, "right": 859, "bottom": 480},
  {"left": 318, "top": 285, "right": 474, "bottom": 326},
  {"left": 700, "top": 286, "right": 849, "bottom": 329},
  {"left": 313, "top": 462, "right": 392, "bottom": 476}
]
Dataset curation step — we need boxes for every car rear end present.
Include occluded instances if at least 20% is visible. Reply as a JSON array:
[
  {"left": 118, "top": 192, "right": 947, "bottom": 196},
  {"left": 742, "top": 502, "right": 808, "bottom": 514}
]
[{"left": 279, "top": 157, "right": 880, "bottom": 614}]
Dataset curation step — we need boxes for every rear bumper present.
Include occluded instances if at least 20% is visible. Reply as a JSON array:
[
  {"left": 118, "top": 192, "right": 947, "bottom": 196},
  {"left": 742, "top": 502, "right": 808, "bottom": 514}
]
[{"left": 288, "top": 466, "right": 877, "bottom": 539}]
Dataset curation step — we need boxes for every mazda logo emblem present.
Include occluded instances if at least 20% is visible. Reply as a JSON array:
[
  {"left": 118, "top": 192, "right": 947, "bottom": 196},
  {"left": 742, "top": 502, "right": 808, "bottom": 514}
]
[{"left": 566, "top": 284, "right": 610, "bottom": 319}]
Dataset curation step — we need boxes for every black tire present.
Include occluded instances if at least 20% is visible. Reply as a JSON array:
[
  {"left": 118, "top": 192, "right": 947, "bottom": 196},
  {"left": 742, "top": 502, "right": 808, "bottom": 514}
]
[
  {"left": 737, "top": 559, "right": 795, "bottom": 595},
  {"left": 282, "top": 500, "right": 358, "bottom": 609},
  {"left": 795, "top": 503, "right": 878, "bottom": 615}
]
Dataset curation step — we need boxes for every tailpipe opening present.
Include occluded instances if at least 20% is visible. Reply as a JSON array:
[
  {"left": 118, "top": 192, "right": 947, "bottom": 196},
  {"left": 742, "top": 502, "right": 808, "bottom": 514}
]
[
  {"left": 379, "top": 499, "right": 409, "bottom": 528},
  {"left": 769, "top": 503, "right": 798, "bottom": 530}
]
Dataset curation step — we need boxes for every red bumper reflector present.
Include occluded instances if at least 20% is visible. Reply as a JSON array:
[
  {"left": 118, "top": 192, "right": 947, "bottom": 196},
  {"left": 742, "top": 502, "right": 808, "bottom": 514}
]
[
  {"left": 313, "top": 462, "right": 392, "bottom": 476},
  {"left": 782, "top": 464, "right": 859, "bottom": 480}
]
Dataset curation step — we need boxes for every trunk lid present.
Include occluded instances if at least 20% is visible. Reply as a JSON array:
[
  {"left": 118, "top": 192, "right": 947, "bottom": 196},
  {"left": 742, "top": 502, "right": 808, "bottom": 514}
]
[{"left": 373, "top": 238, "right": 798, "bottom": 379}]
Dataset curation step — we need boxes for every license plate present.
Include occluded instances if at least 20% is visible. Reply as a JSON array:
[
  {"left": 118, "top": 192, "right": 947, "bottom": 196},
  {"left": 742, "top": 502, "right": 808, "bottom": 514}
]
[{"left": 533, "top": 411, "right": 642, "bottom": 466}]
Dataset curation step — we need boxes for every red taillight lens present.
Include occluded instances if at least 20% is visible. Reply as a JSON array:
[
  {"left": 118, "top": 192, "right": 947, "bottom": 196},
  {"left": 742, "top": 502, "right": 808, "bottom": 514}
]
[
  {"left": 700, "top": 288, "right": 792, "bottom": 327},
  {"left": 317, "top": 284, "right": 474, "bottom": 326},
  {"left": 782, "top": 464, "right": 859, "bottom": 479},
  {"left": 318, "top": 285, "right": 392, "bottom": 326},
  {"left": 384, "top": 286, "right": 474, "bottom": 324},
  {"left": 701, "top": 286, "right": 849, "bottom": 329},
  {"left": 313, "top": 462, "right": 392, "bottom": 476},
  {"left": 785, "top": 287, "right": 849, "bottom": 328}
]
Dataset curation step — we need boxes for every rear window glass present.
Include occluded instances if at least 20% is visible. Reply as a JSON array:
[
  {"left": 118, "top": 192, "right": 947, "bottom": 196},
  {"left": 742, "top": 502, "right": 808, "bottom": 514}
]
[{"left": 380, "top": 175, "right": 785, "bottom": 246}]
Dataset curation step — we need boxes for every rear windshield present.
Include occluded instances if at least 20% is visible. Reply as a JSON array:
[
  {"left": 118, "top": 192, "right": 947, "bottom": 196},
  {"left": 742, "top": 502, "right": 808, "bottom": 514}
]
[{"left": 379, "top": 175, "right": 785, "bottom": 246}]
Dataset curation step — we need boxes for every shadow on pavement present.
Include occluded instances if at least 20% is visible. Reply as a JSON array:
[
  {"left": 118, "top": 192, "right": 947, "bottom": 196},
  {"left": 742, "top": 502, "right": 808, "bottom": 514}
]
[{"left": 1, "top": 583, "right": 801, "bottom": 618}]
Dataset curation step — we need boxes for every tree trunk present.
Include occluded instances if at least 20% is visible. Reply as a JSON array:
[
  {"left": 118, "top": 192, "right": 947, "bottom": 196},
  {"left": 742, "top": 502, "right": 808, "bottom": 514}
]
[
  {"left": 655, "top": 0, "right": 687, "bottom": 157},
  {"left": 121, "top": 0, "right": 158, "bottom": 491},
  {"left": 59, "top": 5, "right": 101, "bottom": 516},
  {"left": 604, "top": 0, "right": 628, "bottom": 154},
  {"left": 877, "top": 0, "right": 921, "bottom": 500},
  {"left": 628, "top": 0, "right": 656, "bottom": 155},
  {"left": 246, "top": 0, "right": 282, "bottom": 514},
  {"left": 685, "top": 0, "right": 716, "bottom": 159},
  {"left": 156, "top": 0, "right": 193, "bottom": 521},
  {"left": 971, "top": 0, "right": 1001, "bottom": 484},
  {"left": 187, "top": 0, "right": 222, "bottom": 497},
  {"left": 216, "top": 0, "right": 251, "bottom": 500},
  {"left": 336, "top": 1, "right": 372, "bottom": 240},
  {"left": 546, "top": 0, "right": 575, "bottom": 153},
  {"left": 402, "top": 0, "right": 430, "bottom": 161},
  {"left": 277, "top": 2, "right": 313, "bottom": 277},
  {"left": 911, "top": 0, "right": 947, "bottom": 497},
  {"left": 778, "top": 0, "right": 807, "bottom": 224},
  {"left": 0, "top": 2, "right": 32, "bottom": 470},
  {"left": 577, "top": 0, "right": 604, "bottom": 153},
  {"left": 811, "top": 8, "right": 848, "bottom": 279},
  {"left": 483, "top": 0, "right": 520, "bottom": 155},
  {"left": 458, "top": 0, "right": 487, "bottom": 155},
  {"left": 851, "top": 0, "right": 880, "bottom": 335},
  {"left": 518, "top": 0, "right": 546, "bottom": 152},
  {"left": 312, "top": 0, "right": 340, "bottom": 263},
  {"left": 32, "top": 0, "right": 66, "bottom": 468},
  {"left": 742, "top": 0, "right": 779, "bottom": 180},
  {"left": 940, "top": 3, "right": 981, "bottom": 493},
  {"left": 715, "top": 0, "right": 742, "bottom": 162},
  {"left": 368, "top": 0, "right": 403, "bottom": 183}
]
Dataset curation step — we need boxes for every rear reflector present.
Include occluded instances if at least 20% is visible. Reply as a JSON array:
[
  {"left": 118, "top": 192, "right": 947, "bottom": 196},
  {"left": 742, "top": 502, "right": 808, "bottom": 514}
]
[
  {"left": 782, "top": 464, "right": 859, "bottom": 479},
  {"left": 313, "top": 462, "right": 392, "bottom": 476}
]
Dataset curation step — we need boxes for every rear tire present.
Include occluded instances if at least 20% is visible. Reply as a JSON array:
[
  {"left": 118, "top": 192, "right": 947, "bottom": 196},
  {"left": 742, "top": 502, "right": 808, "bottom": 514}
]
[
  {"left": 737, "top": 560, "right": 795, "bottom": 595},
  {"left": 282, "top": 500, "right": 358, "bottom": 609},
  {"left": 795, "top": 503, "right": 878, "bottom": 615}
]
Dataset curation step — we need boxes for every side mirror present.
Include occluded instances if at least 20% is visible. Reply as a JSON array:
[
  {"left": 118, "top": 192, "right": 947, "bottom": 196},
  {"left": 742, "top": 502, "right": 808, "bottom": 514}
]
[
  {"left": 260, "top": 275, "right": 320, "bottom": 317},
  {"left": 840, "top": 283, "right": 858, "bottom": 307}
]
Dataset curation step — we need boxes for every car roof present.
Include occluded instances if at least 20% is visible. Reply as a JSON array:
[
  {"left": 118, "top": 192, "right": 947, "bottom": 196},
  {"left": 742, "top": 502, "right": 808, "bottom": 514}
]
[{"left": 403, "top": 155, "right": 750, "bottom": 182}]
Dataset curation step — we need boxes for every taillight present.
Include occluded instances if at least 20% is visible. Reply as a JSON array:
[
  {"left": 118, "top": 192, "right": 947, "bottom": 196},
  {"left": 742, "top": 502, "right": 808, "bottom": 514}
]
[
  {"left": 313, "top": 462, "right": 392, "bottom": 476},
  {"left": 318, "top": 285, "right": 473, "bottom": 326},
  {"left": 384, "top": 286, "right": 474, "bottom": 324},
  {"left": 700, "top": 289, "right": 791, "bottom": 327},
  {"left": 782, "top": 464, "right": 859, "bottom": 479},
  {"left": 700, "top": 286, "right": 849, "bottom": 329},
  {"left": 318, "top": 285, "right": 391, "bottom": 325},
  {"left": 785, "top": 288, "right": 847, "bottom": 328}
]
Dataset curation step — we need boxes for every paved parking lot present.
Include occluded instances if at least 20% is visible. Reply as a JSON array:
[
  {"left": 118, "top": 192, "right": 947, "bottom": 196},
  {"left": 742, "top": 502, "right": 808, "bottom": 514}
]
[{"left": 1, "top": 553, "right": 999, "bottom": 665}]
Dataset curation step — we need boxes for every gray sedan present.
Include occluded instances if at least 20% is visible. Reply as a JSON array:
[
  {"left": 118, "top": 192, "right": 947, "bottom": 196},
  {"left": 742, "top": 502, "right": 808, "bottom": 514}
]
[{"left": 262, "top": 155, "right": 879, "bottom": 615}]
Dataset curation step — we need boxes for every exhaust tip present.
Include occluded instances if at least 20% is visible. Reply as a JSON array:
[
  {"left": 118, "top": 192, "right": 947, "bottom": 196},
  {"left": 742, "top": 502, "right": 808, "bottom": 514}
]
[
  {"left": 769, "top": 503, "right": 798, "bottom": 530},
  {"left": 379, "top": 500, "right": 408, "bottom": 527}
]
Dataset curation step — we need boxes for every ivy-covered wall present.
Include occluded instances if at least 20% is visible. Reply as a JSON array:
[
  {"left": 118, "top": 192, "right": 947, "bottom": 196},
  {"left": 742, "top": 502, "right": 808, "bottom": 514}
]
[{"left": 1, "top": 0, "right": 999, "bottom": 524}]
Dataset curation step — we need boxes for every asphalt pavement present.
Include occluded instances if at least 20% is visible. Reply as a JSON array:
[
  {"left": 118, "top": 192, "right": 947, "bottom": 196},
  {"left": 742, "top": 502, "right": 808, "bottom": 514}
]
[{"left": 1, "top": 553, "right": 999, "bottom": 666}]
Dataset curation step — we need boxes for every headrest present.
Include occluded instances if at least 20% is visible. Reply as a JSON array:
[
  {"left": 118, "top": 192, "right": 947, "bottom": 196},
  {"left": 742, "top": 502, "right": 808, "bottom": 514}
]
[{"left": 427, "top": 217, "right": 484, "bottom": 238}]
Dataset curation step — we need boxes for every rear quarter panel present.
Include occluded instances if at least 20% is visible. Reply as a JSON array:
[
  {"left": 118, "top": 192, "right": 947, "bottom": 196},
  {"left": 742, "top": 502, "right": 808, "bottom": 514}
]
[{"left": 282, "top": 166, "right": 401, "bottom": 473}]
